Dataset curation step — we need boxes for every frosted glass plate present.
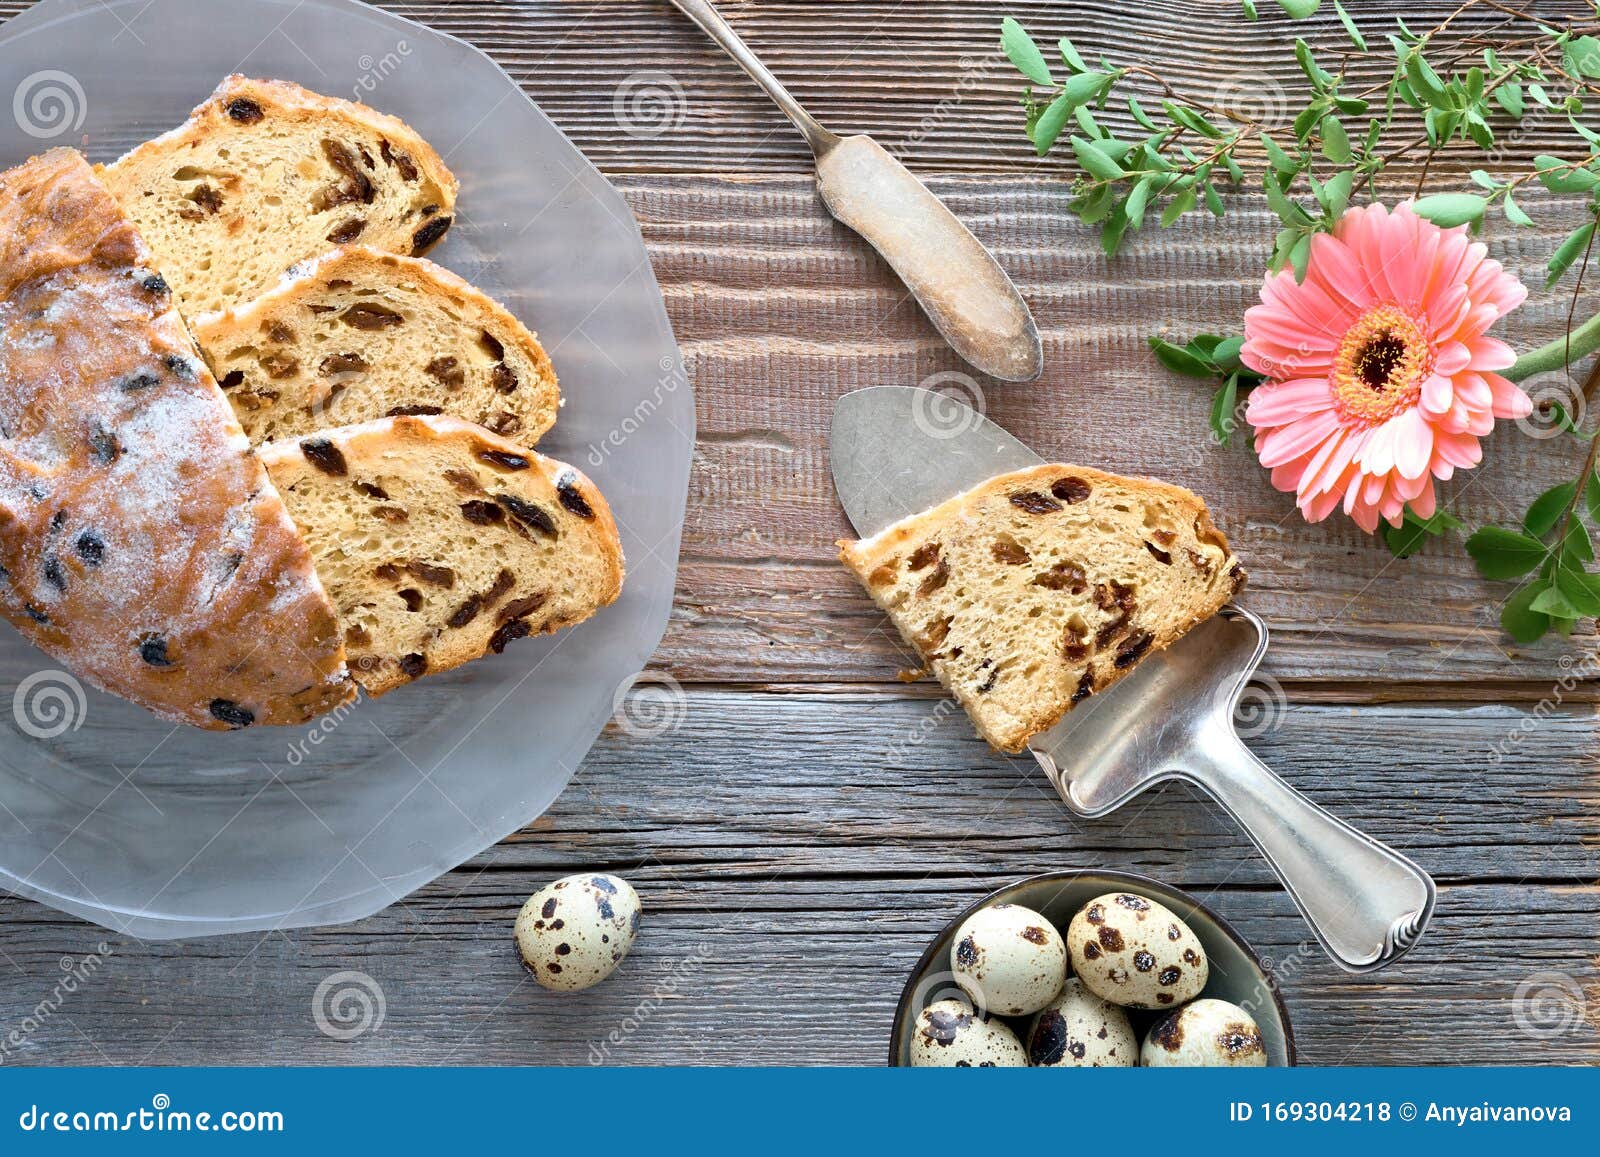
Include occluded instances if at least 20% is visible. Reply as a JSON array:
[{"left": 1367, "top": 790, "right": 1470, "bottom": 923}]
[{"left": 0, "top": 0, "right": 691, "bottom": 938}]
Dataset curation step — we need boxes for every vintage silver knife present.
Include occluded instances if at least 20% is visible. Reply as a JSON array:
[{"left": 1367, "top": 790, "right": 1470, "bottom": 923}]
[{"left": 831, "top": 385, "right": 1436, "bottom": 972}]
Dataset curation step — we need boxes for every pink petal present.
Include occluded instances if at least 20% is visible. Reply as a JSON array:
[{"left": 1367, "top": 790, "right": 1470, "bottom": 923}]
[{"left": 1246, "top": 378, "right": 1334, "bottom": 427}]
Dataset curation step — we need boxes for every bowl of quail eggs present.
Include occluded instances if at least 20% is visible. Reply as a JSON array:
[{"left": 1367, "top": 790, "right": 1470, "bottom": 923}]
[{"left": 890, "top": 870, "right": 1295, "bottom": 1067}]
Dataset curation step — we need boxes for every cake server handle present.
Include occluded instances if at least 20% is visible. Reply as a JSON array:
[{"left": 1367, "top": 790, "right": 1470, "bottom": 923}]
[{"left": 1183, "top": 718, "right": 1436, "bottom": 972}]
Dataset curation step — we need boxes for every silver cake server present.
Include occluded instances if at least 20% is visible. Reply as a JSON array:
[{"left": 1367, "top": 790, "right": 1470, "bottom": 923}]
[
  {"left": 666, "top": 0, "right": 1043, "bottom": 382},
  {"left": 831, "top": 385, "right": 1435, "bottom": 972}
]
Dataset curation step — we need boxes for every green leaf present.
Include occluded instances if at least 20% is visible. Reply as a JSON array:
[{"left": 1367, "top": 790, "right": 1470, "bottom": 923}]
[
  {"left": 1584, "top": 470, "right": 1600, "bottom": 521},
  {"left": 1062, "top": 70, "right": 1115, "bottom": 107},
  {"left": 1212, "top": 335, "right": 1246, "bottom": 369},
  {"left": 1503, "top": 190, "right": 1533, "bottom": 227},
  {"left": 1289, "top": 232, "right": 1312, "bottom": 281},
  {"left": 1381, "top": 508, "right": 1464, "bottom": 558},
  {"left": 1275, "top": 0, "right": 1320, "bottom": 16},
  {"left": 1405, "top": 52, "right": 1450, "bottom": 109},
  {"left": 1242, "top": 0, "right": 1259, "bottom": 18},
  {"left": 1564, "top": 35, "right": 1600, "bottom": 79},
  {"left": 1495, "top": 83, "right": 1525, "bottom": 118},
  {"left": 1001, "top": 18, "right": 1053, "bottom": 86},
  {"left": 1410, "top": 193, "right": 1487, "bottom": 227},
  {"left": 1058, "top": 36, "right": 1089, "bottom": 75},
  {"left": 1469, "top": 169, "right": 1499, "bottom": 190},
  {"left": 1210, "top": 374, "right": 1241, "bottom": 445},
  {"left": 1032, "top": 93, "right": 1075, "bottom": 154},
  {"left": 1294, "top": 39, "right": 1332, "bottom": 88},
  {"left": 1160, "top": 185, "right": 1197, "bottom": 226},
  {"left": 1501, "top": 580, "right": 1552, "bottom": 642},
  {"left": 1164, "top": 101, "right": 1224, "bottom": 139},
  {"left": 1529, "top": 582, "right": 1580, "bottom": 619},
  {"left": 1263, "top": 174, "right": 1312, "bottom": 226},
  {"left": 1562, "top": 518, "right": 1594, "bottom": 563},
  {"left": 1072, "top": 135, "right": 1125, "bottom": 181},
  {"left": 1203, "top": 181, "right": 1225, "bottom": 217},
  {"left": 1128, "top": 96, "right": 1158, "bottom": 132},
  {"left": 1534, "top": 155, "right": 1600, "bottom": 193},
  {"left": 1333, "top": 0, "right": 1366, "bottom": 51},
  {"left": 1466, "top": 525, "right": 1550, "bottom": 580},
  {"left": 1149, "top": 336, "right": 1217, "bottom": 378},
  {"left": 1555, "top": 560, "right": 1600, "bottom": 616},
  {"left": 1124, "top": 176, "right": 1154, "bottom": 228},
  {"left": 1546, "top": 222, "right": 1596, "bottom": 289},
  {"left": 1319, "top": 170, "right": 1353, "bottom": 219},
  {"left": 1524, "top": 481, "right": 1577, "bottom": 536},
  {"left": 1319, "top": 116, "right": 1352, "bottom": 163},
  {"left": 1262, "top": 135, "right": 1300, "bottom": 174}
]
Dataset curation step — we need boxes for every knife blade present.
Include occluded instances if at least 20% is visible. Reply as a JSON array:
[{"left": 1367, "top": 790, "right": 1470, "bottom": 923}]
[{"left": 831, "top": 386, "right": 1042, "bottom": 538}]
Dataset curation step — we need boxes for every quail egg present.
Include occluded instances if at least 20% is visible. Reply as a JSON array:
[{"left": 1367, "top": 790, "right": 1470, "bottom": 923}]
[
  {"left": 950, "top": 903, "right": 1067, "bottom": 1016},
  {"left": 1066, "top": 892, "right": 1208, "bottom": 1009},
  {"left": 1141, "top": 998, "right": 1268, "bottom": 1067},
  {"left": 515, "top": 873, "right": 640, "bottom": 992},
  {"left": 909, "top": 998, "right": 1028, "bottom": 1067},
  {"left": 1025, "top": 977, "right": 1137, "bottom": 1067}
]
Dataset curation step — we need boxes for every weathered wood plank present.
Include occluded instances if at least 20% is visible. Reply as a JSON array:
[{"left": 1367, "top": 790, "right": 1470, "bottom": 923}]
[
  {"left": 2, "top": 693, "right": 1595, "bottom": 1065},
  {"left": 621, "top": 172, "right": 1600, "bottom": 683}
]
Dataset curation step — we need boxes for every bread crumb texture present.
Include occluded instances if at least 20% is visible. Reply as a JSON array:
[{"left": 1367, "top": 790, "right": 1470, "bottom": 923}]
[
  {"left": 839, "top": 464, "right": 1245, "bottom": 752},
  {"left": 193, "top": 245, "right": 558, "bottom": 449},
  {"left": 260, "top": 415, "right": 623, "bottom": 696},
  {"left": 101, "top": 75, "right": 457, "bottom": 317}
]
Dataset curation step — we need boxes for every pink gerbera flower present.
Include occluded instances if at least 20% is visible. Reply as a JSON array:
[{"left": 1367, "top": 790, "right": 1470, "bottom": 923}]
[{"left": 1241, "top": 202, "right": 1531, "bottom": 533}]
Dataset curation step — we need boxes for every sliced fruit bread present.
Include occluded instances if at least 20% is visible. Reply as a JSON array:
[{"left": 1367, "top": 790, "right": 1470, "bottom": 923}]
[
  {"left": 192, "top": 246, "right": 559, "bottom": 449},
  {"left": 259, "top": 415, "right": 623, "bottom": 696},
  {"left": 0, "top": 148, "right": 352, "bottom": 729},
  {"left": 101, "top": 75, "right": 457, "bottom": 317},
  {"left": 838, "top": 464, "right": 1245, "bottom": 753}
]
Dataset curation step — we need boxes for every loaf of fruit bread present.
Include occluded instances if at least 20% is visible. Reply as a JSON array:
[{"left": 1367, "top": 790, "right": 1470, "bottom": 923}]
[
  {"left": 0, "top": 149, "right": 353, "bottom": 729},
  {"left": 100, "top": 75, "right": 457, "bottom": 317},
  {"left": 259, "top": 415, "right": 623, "bottom": 696},
  {"left": 838, "top": 465, "right": 1245, "bottom": 753},
  {"left": 191, "top": 245, "right": 560, "bottom": 449}
]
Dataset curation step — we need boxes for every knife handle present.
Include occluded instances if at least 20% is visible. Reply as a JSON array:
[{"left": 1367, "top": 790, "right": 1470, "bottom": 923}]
[
  {"left": 666, "top": 0, "right": 839, "bottom": 154},
  {"left": 1184, "top": 718, "right": 1435, "bottom": 972}
]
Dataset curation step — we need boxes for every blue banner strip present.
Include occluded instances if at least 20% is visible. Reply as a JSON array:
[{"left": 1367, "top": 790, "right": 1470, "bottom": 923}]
[{"left": 0, "top": 1067, "right": 1593, "bottom": 1151}]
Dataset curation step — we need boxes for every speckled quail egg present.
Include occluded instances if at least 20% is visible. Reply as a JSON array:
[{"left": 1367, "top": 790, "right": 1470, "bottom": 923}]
[
  {"left": 949, "top": 902, "right": 1067, "bottom": 1016},
  {"left": 1025, "top": 977, "right": 1138, "bottom": 1067},
  {"left": 1066, "top": 891, "right": 1208, "bottom": 1009},
  {"left": 1141, "top": 998, "right": 1269, "bottom": 1067},
  {"left": 515, "top": 873, "right": 640, "bottom": 992},
  {"left": 909, "top": 998, "right": 1028, "bottom": 1067}
]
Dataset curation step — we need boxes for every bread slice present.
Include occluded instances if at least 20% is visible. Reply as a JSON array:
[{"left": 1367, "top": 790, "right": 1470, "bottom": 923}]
[
  {"left": 838, "top": 465, "right": 1245, "bottom": 753},
  {"left": 191, "top": 246, "right": 559, "bottom": 449},
  {"left": 100, "top": 75, "right": 457, "bottom": 317},
  {"left": 0, "top": 149, "right": 353, "bottom": 729},
  {"left": 259, "top": 415, "right": 623, "bottom": 696}
]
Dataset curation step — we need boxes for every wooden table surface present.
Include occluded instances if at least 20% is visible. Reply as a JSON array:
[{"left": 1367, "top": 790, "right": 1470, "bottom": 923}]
[{"left": 2, "top": 0, "right": 1598, "bottom": 1066}]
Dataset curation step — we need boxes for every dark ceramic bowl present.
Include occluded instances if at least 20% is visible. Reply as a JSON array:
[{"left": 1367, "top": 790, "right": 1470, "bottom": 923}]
[{"left": 890, "top": 870, "right": 1297, "bottom": 1066}]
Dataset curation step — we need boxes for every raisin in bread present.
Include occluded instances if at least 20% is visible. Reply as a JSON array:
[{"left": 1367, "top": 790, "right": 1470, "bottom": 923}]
[
  {"left": 838, "top": 465, "right": 1245, "bottom": 753},
  {"left": 100, "top": 76, "right": 457, "bottom": 317},
  {"left": 191, "top": 245, "right": 560, "bottom": 449},
  {"left": 0, "top": 149, "right": 353, "bottom": 729},
  {"left": 259, "top": 415, "right": 623, "bottom": 696}
]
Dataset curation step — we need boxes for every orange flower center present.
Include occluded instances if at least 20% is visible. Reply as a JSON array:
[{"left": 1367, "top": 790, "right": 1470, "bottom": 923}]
[{"left": 1329, "top": 305, "right": 1431, "bottom": 425}]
